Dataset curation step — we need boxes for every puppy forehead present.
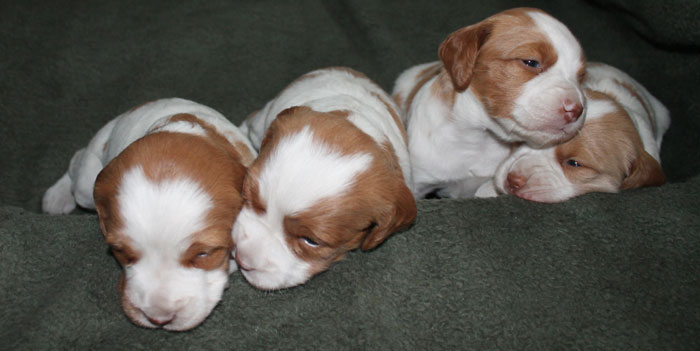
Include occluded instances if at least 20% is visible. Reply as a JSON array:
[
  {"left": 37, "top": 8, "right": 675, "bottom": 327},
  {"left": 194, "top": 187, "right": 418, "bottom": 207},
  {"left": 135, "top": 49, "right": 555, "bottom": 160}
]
[
  {"left": 527, "top": 10, "right": 583, "bottom": 69},
  {"left": 117, "top": 166, "right": 212, "bottom": 249},
  {"left": 256, "top": 125, "right": 373, "bottom": 215}
]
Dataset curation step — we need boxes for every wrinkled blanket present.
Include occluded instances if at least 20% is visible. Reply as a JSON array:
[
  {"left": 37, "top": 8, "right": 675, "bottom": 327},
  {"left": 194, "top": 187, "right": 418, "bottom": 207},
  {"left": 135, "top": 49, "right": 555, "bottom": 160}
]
[{"left": 2, "top": 0, "right": 699, "bottom": 349}]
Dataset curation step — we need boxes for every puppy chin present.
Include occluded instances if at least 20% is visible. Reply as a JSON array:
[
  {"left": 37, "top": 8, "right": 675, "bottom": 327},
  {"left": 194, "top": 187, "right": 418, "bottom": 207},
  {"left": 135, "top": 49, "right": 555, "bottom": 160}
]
[
  {"left": 510, "top": 119, "right": 583, "bottom": 148},
  {"left": 240, "top": 266, "right": 311, "bottom": 291},
  {"left": 118, "top": 272, "right": 228, "bottom": 331}
]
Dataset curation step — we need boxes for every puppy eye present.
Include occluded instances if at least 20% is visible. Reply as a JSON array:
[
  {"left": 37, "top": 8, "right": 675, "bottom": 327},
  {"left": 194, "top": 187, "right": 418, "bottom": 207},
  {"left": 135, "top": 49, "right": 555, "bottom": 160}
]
[
  {"left": 196, "top": 251, "right": 209, "bottom": 258},
  {"left": 566, "top": 159, "right": 582, "bottom": 167},
  {"left": 301, "top": 237, "right": 319, "bottom": 247},
  {"left": 521, "top": 59, "right": 541, "bottom": 69}
]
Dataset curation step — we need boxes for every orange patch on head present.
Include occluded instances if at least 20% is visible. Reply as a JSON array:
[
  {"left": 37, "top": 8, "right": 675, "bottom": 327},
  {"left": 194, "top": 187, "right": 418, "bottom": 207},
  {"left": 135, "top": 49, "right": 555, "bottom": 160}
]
[
  {"left": 439, "top": 8, "right": 559, "bottom": 119},
  {"left": 94, "top": 116, "right": 249, "bottom": 272},
  {"left": 554, "top": 91, "right": 665, "bottom": 192},
  {"left": 246, "top": 107, "right": 416, "bottom": 272}
]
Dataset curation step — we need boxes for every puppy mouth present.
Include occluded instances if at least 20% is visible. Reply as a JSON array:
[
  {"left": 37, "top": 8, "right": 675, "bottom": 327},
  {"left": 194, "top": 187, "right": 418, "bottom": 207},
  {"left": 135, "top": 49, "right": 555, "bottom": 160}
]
[{"left": 232, "top": 248, "right": 254, "bottom": 272}]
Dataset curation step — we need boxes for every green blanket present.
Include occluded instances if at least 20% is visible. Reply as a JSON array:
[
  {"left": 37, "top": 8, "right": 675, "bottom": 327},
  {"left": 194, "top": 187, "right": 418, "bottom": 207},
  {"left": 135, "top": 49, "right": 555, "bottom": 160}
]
[{"left": 2, "top": 0, "right": 699, "bottom": 349}]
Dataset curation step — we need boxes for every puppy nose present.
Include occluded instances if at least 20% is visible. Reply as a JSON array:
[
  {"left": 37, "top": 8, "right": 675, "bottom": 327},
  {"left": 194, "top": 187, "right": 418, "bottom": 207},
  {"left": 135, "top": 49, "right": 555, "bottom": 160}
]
[
  {"left": 147, "top": 316, "right": 174, "bottom": 327},
  {"left": 506, "top": 172, "right": 527, "bottom": 193},
  {"left": 562, "top": 99, "right": 583, "bottom": 123}
]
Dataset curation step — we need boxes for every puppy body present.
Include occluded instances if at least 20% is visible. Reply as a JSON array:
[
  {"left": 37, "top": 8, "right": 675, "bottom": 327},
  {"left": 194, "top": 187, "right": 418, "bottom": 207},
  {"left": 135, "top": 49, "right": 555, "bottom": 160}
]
[
  {"left": 392, "top": 8, "right": 587, "bottom": 199},
  {"left": 42, "top": 98, "right": 256, "bottom": 331},
  {"left": 488, "top": 62, "right": 670, "bottom": 202},
  {"left": 236, "top": 67, "right": 416, "bottom": 290}
]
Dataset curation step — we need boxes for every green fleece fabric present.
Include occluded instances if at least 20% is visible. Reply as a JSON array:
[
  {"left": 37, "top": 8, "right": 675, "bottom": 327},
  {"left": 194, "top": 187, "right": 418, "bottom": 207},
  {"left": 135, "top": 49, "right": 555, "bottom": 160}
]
[{"left": 1, "top": 0, "right": 699, "bottom": 349}]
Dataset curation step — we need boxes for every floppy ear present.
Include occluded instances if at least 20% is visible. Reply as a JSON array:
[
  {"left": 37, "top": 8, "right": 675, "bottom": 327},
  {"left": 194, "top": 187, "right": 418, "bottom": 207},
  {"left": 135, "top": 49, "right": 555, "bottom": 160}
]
[
  {"left": 360, "top": 182, "right": 417, "bottom": 251},
  {"left": 438, "top": 21, "right": 492, "bottom": 91},
  {"left": 621, "top": 150, "right": 666, "bottom": 190},
  {"left": 93, "top": 173, "right": 112, "bottom": 238}
]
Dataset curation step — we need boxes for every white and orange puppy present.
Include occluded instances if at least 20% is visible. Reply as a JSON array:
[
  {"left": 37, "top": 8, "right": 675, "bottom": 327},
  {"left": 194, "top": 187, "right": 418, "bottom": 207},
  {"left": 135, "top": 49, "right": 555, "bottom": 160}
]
[
  {"left": 485, "top": 62, "right": 670, "bottom": 202},
  {"left": 392, "top": 8, "right": 587, "bottom": 199},
  {"left": 42, "top": 98, "right": 256, "bottom": 331},
  {"left": 235, "top": 67, "right": 416, "bottom": 290}
]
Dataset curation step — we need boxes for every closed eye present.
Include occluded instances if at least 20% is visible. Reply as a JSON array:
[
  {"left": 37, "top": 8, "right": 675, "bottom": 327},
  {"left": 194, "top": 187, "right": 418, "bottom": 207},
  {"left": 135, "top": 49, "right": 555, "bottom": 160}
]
[{"left": 110, "top": 246, "right": 137, "bottom": 266}]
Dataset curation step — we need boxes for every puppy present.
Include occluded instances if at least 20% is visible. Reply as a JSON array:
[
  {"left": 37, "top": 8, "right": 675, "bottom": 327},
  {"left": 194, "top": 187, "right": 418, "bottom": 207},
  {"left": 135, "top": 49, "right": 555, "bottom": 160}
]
[
  {"left": 42, "top": 98, "right": 256, "bottom": 331},
  {"left": 235, "top": 67, "right": 416, "bottom": 290},
  {"left": 392, "top": 8, "right": 587, "bottom": 199},
  {"left": 483, "top": 62, "right": 669, "bottom": 202}
]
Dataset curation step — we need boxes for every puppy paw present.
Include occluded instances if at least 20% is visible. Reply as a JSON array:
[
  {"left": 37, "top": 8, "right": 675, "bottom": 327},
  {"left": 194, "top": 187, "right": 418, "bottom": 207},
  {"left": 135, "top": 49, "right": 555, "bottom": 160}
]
[
  {"left": 42, "top": 173, "right": 76, "bottom": 214},
  {"left": 474, "top": 180, "right": 498, "bottom": 198}
]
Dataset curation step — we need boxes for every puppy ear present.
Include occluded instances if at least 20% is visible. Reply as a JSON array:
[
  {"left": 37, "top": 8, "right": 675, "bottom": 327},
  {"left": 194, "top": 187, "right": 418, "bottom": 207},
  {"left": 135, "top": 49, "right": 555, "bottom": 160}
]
[
  {"left": 621, "top": 150, "right": 666, "bottom": 190},
  {"left": 361, "top": 182, "right": 417, "bottom": 251},
  {"left": 438, "top": 21, "right": 492, "bottom": 91}
]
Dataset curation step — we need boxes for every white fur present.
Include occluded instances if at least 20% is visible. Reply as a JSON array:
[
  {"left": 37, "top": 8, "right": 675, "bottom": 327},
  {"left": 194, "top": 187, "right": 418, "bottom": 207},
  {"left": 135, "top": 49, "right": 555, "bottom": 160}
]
[
  {"left": 487, "top": 62, "right": 670, "bottom": 202},
  {"left": 392, "top": 9, "right": 585, "bottom": 199},
  {"left": 235, "top": 67, "right": 410, "bottom": 290}
]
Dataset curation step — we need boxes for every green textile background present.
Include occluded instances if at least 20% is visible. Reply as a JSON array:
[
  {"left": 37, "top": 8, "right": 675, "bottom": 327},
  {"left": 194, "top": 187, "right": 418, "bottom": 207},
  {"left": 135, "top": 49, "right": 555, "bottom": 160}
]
[{"left": 1, "top": 0, "right": 699, "bottom": 349}]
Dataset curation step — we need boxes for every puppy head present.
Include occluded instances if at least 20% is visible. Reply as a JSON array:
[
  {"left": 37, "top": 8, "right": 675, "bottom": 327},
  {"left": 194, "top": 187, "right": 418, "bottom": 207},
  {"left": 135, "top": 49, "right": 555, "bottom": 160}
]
[
  {"left": 233, "top": 106, "right": 416, "bottom": 290},
  {"left": 94, "top": 125, "right": 247, "bottom": 331},
  {"left": 439, "top": 8, "right": 586, "bottom": 147},
  {"left": 493, "top": 91, "right": 665, "bottom": 202}
]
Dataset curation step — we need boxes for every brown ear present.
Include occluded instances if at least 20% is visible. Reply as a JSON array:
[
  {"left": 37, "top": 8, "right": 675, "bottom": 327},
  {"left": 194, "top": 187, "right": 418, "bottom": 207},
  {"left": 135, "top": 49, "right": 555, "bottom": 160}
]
[
  {"left": 621, "top": 150, "right": 666, "bottom": 190},
  {"left": 93, "top": 167, "right": 120, "bottom": 238},
  {"left": 438, "top": 21, "right": 492, "bottom": 91},
  {"left": 361, "top": 182, "right": 417, "bottom": 251}
]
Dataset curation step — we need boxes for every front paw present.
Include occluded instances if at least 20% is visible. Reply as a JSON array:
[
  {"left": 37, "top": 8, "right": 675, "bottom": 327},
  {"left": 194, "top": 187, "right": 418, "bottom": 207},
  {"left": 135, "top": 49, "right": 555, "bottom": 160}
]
[{"left": 474, "top": 180, "right": 498, "bottom": 198}]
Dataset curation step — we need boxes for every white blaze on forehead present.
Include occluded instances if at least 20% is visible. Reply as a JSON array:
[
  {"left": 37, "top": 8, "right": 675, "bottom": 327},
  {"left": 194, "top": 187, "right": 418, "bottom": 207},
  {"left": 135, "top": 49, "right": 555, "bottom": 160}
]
[
  {"left": 115, "top": 166, "right": 228, "bottom": 330},
  {"left": 117, "top": 166, "right": 212, "bottom": 248},
  {"left": 258, "top": 126, "right": 373, "bottom": 215},
  {"left": 528, "top": 10, "right": 583, "bottom": 76}
]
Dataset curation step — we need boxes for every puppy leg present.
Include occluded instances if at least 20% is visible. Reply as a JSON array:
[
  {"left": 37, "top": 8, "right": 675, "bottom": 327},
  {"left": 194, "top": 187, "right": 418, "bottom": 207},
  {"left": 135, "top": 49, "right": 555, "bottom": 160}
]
[
  {"left": 42, "top": 172, "right": 76, "bottom": 214},
  {"left": 438, "top": 177, "right": 492, "bottom": 198},
  {"left": 474, "top": 180, "right": 498, "bottom": 198},
  {"left": 68, "top": 148, "right": 104, "bottom": 210}
]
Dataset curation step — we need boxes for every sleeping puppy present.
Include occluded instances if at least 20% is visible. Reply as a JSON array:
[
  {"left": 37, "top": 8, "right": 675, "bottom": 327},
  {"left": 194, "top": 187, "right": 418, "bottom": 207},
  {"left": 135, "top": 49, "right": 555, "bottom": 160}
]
[
  {"left": 484, "top": 62, "right": 670, "bottom": 202},
  {"left": 42, "top": 98, "right": 256, "bottom": 331},
  {"left": 235, "top": 67, "right": 416, "bottom": 290},
  {"left": 392, "top": 8, "right": 587, "bottom": 199}
]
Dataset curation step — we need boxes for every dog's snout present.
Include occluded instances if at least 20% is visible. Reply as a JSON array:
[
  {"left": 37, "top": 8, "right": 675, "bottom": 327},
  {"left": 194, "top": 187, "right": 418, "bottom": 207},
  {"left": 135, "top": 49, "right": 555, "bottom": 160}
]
[
  {"left": 562, "top": 99, "right": 583, "bottom": 123},
  {"left": 235, "top": 253, "right": 254, "bottom": 272},
  {"left": 506, "top": 172, "right": 527, "bottom": 193},
  {"left": 147, "top": 316, "right": 174, "bottom": 327}
]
